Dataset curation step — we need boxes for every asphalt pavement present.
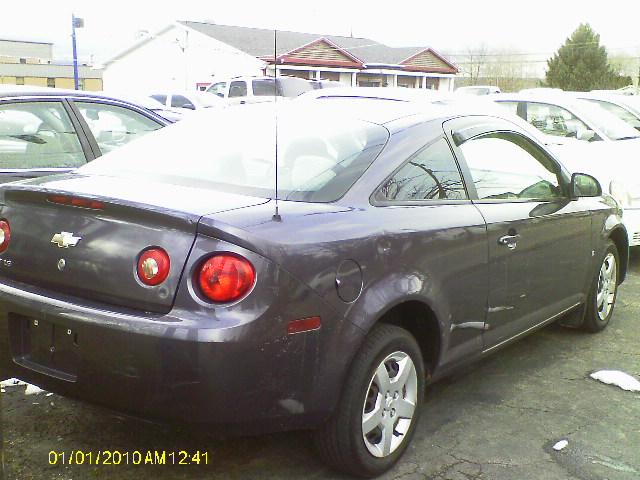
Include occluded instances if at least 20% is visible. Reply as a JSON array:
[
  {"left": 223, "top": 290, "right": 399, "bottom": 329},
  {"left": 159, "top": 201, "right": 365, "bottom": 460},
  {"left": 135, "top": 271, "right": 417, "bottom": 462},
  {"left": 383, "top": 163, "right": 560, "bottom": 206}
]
[{"left": 2, "top": 253, "right": 640, "bottom": 480}]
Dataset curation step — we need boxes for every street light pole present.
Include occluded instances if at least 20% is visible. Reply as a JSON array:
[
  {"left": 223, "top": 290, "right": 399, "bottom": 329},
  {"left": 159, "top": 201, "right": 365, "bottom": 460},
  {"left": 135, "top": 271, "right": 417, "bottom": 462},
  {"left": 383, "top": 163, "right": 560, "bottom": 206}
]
[{"left": 71, "top": 15, "right": 84, "bottom": 90}]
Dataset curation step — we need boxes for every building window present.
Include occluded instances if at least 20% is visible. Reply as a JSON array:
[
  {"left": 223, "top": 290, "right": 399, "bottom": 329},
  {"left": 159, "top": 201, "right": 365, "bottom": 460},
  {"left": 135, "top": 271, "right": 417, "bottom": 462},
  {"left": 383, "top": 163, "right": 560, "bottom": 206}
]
[
  {"left": 425, "top": 78, "right": 440, "bottom": 90},
  {"left": 15, "top": 77, "right": 24, "bottom": 85},
  {"left": 47, "top": 78, "right": 55, "bottom": 88}
]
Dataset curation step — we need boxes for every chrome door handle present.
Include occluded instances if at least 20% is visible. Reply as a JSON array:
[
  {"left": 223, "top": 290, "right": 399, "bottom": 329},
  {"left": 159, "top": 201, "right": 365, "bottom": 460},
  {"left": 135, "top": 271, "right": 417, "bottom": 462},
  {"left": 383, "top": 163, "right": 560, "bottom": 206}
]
[{"left": 498, "top": 234, "right": 521, "bottom": 250}]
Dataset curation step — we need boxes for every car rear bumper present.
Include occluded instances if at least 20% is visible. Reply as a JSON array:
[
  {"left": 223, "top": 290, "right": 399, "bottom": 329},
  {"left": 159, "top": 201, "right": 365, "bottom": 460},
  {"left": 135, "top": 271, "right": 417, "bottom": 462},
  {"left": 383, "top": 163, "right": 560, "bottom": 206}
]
[{"left": 0, "top": 277, "right": 362, "bottom": 433}]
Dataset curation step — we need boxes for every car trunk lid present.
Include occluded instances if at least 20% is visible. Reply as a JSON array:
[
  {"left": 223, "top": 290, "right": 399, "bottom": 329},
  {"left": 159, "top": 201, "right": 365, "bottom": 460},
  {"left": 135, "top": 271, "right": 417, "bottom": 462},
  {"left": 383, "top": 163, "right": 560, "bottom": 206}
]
[{"left": 0, "top": 174, "right": 268, "bottom": 313}]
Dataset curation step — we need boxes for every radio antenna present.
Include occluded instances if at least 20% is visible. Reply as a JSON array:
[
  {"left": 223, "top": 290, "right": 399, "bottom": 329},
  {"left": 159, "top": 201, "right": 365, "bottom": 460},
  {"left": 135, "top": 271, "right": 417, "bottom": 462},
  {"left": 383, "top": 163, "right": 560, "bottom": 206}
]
[{"left": 272, "top": 28, "right": 282, "bottom": 222}]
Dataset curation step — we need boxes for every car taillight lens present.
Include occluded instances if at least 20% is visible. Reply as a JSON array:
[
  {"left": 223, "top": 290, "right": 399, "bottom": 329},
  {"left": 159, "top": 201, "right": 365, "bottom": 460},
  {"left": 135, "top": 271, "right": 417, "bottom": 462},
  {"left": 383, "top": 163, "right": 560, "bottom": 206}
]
[
  {"left": 0, "top": 220, "right": 10, "bottom": 253},
  {"left": 137, "top": 248, "right": 170, "bottom": 286},
  {"left": 197, "top": 254, "right": 255, "bottom": 303}
]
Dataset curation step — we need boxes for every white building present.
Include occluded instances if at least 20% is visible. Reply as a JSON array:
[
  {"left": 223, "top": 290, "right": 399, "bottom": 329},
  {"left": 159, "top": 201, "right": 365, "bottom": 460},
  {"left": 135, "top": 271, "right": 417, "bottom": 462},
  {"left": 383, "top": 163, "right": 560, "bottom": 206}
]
[{"left": 103, "top": 21, "right": 458, "bottom": 93}]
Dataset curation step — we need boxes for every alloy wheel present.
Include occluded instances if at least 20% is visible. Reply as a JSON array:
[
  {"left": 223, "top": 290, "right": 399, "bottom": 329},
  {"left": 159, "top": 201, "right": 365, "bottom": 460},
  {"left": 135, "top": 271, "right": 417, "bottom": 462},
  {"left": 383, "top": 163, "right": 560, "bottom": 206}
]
[
  {"left": 362, "top": 351, "right": 418, "bottom": 458},
  {"left": 596, "top": 252, "right": 617, "bottom": 321}
]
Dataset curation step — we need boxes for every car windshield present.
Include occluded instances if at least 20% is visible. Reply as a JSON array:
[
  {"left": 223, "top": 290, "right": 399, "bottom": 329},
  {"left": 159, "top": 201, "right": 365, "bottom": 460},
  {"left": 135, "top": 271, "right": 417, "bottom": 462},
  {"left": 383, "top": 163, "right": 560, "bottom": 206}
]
[
  {"left": 574, "top": 99, "right": 640, "bottom": 140},
  {"left": 79, "top": 104, "right": 388, "bottom": 202}
]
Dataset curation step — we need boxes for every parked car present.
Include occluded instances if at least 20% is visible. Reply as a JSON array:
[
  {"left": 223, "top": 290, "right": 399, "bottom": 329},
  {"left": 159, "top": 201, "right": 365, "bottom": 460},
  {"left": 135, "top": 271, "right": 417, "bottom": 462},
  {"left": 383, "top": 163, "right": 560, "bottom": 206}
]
[
  {"left": 206, "top": 76, "right": 315, "bottom": 104},
  {"left": 0, "top": 86, "right": 169, "bottom": 183},
  {"left": 0, "top": 99, "right": 626, "bottom": 477},
  {"left": 455, "top": 85, "right": 501, "bottom": 95},
  {"left": 149, "top": 91, "right": 225, "bottom": 114},
  {"left": 492, "top": 92, "right": 640, "bottom": 142},
  {"left": 573, "top": 92, "right": 640, "bottom": 132}
]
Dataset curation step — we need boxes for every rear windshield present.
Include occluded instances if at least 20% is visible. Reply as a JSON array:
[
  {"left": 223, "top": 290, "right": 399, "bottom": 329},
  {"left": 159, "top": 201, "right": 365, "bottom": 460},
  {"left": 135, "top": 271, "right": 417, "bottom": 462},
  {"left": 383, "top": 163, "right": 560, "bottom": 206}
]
[{"left": 80, "top": 104, "right": 388, "bottom": 202}]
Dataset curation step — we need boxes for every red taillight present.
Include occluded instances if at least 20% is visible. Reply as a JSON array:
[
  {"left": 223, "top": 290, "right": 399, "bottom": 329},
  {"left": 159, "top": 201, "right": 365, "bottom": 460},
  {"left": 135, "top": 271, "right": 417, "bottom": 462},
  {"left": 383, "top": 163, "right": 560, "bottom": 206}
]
[
  {"left": 137, "top": 248, "right": 170, "bottom": 286},
  {"left": 48, "top": 195, "right": 104, "bottom": 210},
  {"left": 0, "top": 219, "right": 10, "bottom": 253},
  {"left": 197, "top": 254, "right": 255, "bottom": 303}
]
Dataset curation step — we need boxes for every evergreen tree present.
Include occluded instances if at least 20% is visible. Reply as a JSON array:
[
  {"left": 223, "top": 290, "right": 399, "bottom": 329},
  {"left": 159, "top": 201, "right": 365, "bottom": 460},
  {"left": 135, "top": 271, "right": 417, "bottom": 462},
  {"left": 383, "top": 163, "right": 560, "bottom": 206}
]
[{"left": 545, "top": 24, "right": 624, "bottom": 91}]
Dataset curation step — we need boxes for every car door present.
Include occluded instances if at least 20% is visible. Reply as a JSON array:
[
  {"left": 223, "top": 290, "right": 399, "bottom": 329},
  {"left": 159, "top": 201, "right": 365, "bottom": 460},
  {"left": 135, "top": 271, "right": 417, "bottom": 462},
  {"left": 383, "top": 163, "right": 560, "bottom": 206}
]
[
  {"left": 372, "top": 135, "right": 489, "bottom": 368},
  {"left": 70, "top": 100, "right": 165, "bottom": 157},
  {"left": 228, "top": 80, "right": 249, "bottom": 105},
  {"left": 0, "top": 99, "right": 92, "bottom": 183},
  {"left": 445, "top": 117, "right": 592, "bottom": 350}
]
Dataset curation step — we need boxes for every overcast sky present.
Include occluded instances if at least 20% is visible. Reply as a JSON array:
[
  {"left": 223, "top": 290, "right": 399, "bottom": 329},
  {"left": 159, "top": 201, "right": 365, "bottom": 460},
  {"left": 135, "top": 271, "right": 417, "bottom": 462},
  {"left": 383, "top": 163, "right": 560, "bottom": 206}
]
[{"left": 3, "top": 0, "right": 640, "bottom": 64}]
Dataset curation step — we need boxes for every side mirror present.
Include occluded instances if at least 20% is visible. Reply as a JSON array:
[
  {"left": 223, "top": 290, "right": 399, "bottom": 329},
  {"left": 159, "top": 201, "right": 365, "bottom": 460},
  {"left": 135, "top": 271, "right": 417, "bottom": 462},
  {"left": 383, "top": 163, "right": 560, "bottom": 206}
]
[
  {"left": 570, "top": 172, "right": 601, "bottom": 198},
  {"left": 182, "top": 103, "right": 196, "bottom": 110}
]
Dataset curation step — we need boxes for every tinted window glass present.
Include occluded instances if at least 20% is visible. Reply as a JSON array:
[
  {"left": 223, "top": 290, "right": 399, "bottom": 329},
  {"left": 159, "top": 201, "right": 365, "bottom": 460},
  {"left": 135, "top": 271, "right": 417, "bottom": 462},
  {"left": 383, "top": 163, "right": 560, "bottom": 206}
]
[
  {"left": 81, "top": 104, "right": 389, "bottom": 203},
  {"left": 377, "top": 138, "right": 467, "bottom": 201},
  {"left": 150, "top": 94, "right": 167, "bottom": 105},
  {"left": 229, "top": 81, "right": 248, "bottom": 98},
  {"left": 75, "top": 101, "right": 162, "bottom": 155},
  {"left": 252, "top": 79, "right": 279, "bottom": 97},
  {"left": 170, "top": 95, "right": 194, "bottom": 109},
  {"left": 460, "top": 133, "right": 563, "bottom": 201},
  {"left": 0, "top": 101, "right": 86, "bottom": 169}
]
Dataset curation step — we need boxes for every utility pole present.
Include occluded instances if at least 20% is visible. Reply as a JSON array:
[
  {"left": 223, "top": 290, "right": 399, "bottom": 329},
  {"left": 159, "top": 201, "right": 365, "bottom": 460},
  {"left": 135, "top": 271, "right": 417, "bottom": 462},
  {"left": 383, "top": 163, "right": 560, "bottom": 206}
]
[{"left": 71, "top": 15, "right": 84, "bottom": 90}]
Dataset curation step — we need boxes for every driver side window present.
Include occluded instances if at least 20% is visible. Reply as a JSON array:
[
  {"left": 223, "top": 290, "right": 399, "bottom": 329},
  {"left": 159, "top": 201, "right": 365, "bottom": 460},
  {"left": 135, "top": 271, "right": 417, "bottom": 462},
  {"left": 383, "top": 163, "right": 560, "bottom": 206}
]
[{"left": 459, "top": 133, "right": 564, "bottom": 201}]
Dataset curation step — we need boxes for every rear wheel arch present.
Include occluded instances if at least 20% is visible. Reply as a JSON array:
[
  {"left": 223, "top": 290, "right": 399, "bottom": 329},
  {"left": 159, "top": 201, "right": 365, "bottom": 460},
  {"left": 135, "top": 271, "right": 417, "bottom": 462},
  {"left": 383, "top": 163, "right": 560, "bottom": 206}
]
[
  {"left": 370, "top": 300, "right": 442, "bottom": 377},
  {"left": 608, "top": 227, "right": 628, "bottom": 283}
]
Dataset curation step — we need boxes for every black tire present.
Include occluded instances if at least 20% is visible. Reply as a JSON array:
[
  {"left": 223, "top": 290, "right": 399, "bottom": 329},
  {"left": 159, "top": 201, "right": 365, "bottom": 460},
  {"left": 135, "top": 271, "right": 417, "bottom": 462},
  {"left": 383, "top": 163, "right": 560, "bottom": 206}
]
[
  {"left": 583, "top": 240, "right": 619, "bottom": 333},
  {"left": 314, "top": 324, "right": 425, "bottom": 478}
]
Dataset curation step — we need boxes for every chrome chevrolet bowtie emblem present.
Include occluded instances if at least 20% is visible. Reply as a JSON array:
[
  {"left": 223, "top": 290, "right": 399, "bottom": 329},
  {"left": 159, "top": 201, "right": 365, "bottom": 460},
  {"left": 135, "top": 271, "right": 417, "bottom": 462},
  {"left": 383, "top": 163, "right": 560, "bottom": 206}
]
[{"left": 51, "top": 232, "right": 82, "bottom": 248}]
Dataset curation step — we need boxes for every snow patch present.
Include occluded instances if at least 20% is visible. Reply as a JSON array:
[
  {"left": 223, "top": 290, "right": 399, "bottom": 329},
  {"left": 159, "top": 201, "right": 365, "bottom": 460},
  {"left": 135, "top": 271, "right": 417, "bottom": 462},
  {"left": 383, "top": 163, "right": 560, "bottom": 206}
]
[
  {"left": 0, "top": 377, "right": 47, "bottom": 395},
  {"left": 24, "top": 383, "right": 44, "bottom": 395},
  {"left": 590, "top": 370, "right": 640, "bottom": 392},
  {"left": 553, "top": 439, "right": 569, "bottom": 451}
]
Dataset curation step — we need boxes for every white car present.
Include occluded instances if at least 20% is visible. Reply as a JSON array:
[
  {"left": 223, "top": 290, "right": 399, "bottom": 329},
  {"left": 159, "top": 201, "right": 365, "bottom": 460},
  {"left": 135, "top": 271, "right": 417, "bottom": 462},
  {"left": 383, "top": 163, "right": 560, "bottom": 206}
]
[{"left": 149, "top": 91, "right": 225, "bottom": 114}]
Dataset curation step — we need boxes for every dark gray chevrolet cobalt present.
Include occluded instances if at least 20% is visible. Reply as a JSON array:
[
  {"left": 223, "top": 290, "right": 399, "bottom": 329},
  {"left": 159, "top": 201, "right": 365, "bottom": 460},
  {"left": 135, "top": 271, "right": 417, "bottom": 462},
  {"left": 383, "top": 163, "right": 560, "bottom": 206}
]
[{"left": 0, "top": 100, "right": 627, "bottom": 477}]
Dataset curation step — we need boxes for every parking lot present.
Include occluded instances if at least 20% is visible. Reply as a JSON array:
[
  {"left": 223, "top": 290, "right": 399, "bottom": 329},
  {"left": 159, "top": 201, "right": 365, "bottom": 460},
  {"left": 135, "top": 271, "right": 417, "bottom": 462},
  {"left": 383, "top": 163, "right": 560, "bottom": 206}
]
[{"left": 2, "top": 252, "right": 639, "bottom": 480}]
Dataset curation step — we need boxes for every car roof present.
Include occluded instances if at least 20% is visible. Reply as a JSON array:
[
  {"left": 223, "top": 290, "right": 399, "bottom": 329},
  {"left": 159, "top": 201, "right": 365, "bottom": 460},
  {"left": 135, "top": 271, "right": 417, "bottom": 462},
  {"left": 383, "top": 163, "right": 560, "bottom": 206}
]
[
  {"left": 493, "top": 91, "right": 586, "bottom": 108},
  {"left": 0, "top": 84, "right": 135, "bottom": 102},
  {"left": 298, "top": 86, "right": 448, "bottom": 103},
  {"left": 291, "top": 95, "right": 526, "bottom": 131}
]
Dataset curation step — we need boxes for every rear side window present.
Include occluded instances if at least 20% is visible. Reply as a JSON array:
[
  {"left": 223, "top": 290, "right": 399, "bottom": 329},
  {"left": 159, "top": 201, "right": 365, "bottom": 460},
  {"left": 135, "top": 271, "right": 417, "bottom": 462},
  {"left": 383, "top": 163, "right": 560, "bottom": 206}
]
[
  {"left": 75, "top": 101, "right": 163, "bottom": 155},
  {"left": 376, "top": 138, "right": 468, "bottom": 202},
  {"left": 229, "top": 81, "right": 248, "bottom": 98},
  {"left": 525, "top": 102, "right": 591, "bottom": 139},
  {"left": 0, "top": 101, "right": 86, "bottom": 169}
]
